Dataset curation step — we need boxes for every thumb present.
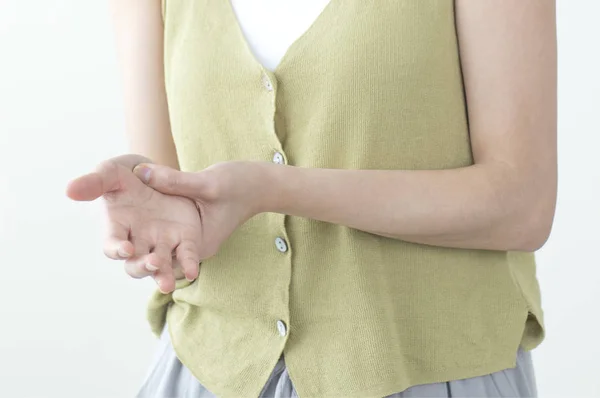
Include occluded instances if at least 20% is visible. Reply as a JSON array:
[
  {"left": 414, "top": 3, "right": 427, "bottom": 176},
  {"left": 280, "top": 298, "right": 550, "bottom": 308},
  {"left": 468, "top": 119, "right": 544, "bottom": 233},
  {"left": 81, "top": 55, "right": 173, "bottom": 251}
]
[
  {"left": 66, "top": 160, "right": 121, "bottom": 201},
  {"left": 65, "top": 172, "right": 107, "bottom": 201},
  {"left": 133, "top": 163, "right": 201, "bottom": 198}
]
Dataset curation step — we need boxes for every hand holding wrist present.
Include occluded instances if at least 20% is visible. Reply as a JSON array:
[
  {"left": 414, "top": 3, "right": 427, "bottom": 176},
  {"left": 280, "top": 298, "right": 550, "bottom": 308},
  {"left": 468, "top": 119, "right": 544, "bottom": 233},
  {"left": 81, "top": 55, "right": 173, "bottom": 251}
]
[{"left": 132, "top": 159, "right": 280, "bottom": 220}]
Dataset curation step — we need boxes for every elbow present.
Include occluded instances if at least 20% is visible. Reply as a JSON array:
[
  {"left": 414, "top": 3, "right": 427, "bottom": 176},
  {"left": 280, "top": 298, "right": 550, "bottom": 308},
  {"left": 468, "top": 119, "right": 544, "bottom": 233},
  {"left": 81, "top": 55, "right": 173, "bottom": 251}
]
[
  {"left": 509, "top": 200, "right": 556, "bottom": 252},
  {"left": 488, "top": 161, "right": 557, "bottom": 252},
  {"left": 515, "top": 218, "right": 553, "bottom": 252}
]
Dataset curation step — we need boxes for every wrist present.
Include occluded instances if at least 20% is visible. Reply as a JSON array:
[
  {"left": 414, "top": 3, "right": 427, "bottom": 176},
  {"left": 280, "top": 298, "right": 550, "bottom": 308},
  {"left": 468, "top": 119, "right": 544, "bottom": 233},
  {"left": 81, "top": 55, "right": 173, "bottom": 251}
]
[{"left": 253, "top": 161, "right": 287, "bottom": 215}]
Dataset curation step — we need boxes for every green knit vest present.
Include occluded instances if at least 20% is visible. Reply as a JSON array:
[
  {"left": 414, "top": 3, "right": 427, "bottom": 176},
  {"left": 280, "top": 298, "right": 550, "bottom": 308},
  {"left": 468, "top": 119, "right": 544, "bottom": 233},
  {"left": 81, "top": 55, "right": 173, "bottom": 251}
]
[{"left": 148, "top": 1, "right": 544, "bottom": 396}]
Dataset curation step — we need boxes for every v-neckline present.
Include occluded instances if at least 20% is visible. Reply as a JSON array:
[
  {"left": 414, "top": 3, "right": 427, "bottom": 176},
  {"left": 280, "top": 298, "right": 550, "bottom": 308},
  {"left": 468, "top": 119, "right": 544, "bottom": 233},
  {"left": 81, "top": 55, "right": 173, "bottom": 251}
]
[{"left": 225, "top": 0, "right": 336, "bottom": 75}]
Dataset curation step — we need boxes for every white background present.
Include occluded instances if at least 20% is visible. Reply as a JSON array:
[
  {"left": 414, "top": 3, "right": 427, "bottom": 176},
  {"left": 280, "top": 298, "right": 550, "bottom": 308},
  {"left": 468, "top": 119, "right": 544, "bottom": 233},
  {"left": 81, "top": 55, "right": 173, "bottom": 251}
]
[{"left": 0, "top": 1, "right": 598, "bottom": 397}]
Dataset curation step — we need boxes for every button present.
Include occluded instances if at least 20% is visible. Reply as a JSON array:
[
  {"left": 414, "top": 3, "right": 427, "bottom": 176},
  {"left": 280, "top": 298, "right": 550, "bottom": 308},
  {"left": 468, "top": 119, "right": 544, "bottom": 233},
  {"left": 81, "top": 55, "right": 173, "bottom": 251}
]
[
  {"left": 277, "top": 320, "right": 287, "bottom": 337},
  {"left": 262, "top": 72, "right": 273, "bottom": 91},
  {"left": 272, "top": 152, "right": 285, "bottom": 164},
  {"left": 275, "top": 237, "right": 288, "bottom": 253}
]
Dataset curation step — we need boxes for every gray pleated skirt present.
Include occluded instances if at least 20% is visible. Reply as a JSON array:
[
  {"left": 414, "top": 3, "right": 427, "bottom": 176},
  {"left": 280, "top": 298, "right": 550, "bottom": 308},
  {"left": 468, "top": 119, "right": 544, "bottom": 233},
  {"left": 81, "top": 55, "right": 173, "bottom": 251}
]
[{"left": 136, "top": 326, "right": 537, "bottom": 398}]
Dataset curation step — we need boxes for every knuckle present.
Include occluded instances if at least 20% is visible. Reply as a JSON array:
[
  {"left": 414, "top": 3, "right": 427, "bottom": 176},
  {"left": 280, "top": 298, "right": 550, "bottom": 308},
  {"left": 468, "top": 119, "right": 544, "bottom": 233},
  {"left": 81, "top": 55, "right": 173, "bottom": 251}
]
[
  {"left": 96, "top": 159, "right": 117, "bottom": 175},
  {"left": 202, "top": 176, "right": 222, "bottom": 201},
  {"left": 146, "top": 252, "right": 161, "bottom": 265},
  {"left": 182, "top": 257, "right": 199, "bottom": 267},
  {"left": 165, "top": 173, "right": 180, "bottom": 190}
]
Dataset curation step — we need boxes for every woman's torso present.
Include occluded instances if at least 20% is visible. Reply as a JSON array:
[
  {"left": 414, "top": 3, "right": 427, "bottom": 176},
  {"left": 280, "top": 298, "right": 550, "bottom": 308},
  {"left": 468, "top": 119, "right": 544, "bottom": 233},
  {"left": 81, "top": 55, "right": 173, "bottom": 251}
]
[{"left": 150, "top": 2, "right": 545, "bottom": 396}]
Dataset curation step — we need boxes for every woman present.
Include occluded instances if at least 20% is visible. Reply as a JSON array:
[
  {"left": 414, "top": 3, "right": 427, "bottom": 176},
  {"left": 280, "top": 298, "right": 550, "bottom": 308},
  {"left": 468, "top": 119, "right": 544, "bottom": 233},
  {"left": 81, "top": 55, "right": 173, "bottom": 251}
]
[{"left": 67, "top": 0, "right": 556, "bottom": 397}]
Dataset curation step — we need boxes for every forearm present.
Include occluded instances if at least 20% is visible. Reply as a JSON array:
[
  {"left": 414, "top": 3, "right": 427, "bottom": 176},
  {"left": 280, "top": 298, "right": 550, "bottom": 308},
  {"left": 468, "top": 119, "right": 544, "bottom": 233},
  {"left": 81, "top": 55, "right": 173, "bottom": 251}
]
[
  {"left": 109, "top": 0, "right": 179, "bottom": 170},
  {"left": 261, "top": 162, "right": 555, "bottom": 252}
]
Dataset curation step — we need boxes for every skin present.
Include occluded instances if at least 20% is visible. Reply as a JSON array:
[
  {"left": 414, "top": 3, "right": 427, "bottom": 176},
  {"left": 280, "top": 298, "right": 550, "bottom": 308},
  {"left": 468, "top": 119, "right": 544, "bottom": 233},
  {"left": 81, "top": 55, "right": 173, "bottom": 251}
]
[
  {"left": 66, "top": 155, "right": 201, "bottom": 292},
  {"left": 67, "top": 0, "right": 557, "bottom": 293},
  {"left": 108, "top": 0, "right": 179, "bottom": 170}
]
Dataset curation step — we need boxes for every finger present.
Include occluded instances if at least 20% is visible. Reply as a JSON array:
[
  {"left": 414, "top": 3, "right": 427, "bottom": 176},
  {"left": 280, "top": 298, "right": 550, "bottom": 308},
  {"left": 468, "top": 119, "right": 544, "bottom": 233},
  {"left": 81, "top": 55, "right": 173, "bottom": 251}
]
[
  {"left": 146, "top": 242, "right": 174, "bottom": 272},
  {"left": 66, "top": 172, "right": 109, "bottom": 202},
  {"left": 67, "top": 160, "right": 121, "bottom": 202},
  {"left": 147, "top": 240, "right": 177, "bottom": 293},
  {"left": 175, "top": 240, "right": 201, "bottom": 281},
  {"left": 133, "top": 164, "right": 204, "bottom": 198},
  {"left": 172, "top": 259, "right": 186, "bottom": 281},
  {"left": 124, "top": 255, "right": 154, "bottom": 279},
  {"left": 66, "top": 155, "right": 152, "bottom": 201},
  {"left": 153, "top": 268, "right": 176, "bottom": 294},
  {"left": 129, "top": 236, "right": 152, "bottom": 275},
  {"left": 124, "top": 256, "right": 177, "bottom": 290},
  {"left": 103, "top": 220, "right": 133, "bottom": 259},
  {"left": 131, "top": 236, "right": 152, "bottom": 258}
]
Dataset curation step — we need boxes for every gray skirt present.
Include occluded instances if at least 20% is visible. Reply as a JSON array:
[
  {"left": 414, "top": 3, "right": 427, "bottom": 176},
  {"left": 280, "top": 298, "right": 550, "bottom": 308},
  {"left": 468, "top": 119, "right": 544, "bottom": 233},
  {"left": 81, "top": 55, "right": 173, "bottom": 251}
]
[{"left": 136, "top": 327, "right": 537, "bottom": 398}]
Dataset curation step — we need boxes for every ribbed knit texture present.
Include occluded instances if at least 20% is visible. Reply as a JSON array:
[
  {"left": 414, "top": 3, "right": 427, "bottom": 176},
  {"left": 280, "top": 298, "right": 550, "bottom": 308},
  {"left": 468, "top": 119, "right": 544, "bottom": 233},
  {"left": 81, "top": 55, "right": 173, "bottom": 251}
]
[{"left": 149, "top": 1, "right": 545, "bottom": 397}]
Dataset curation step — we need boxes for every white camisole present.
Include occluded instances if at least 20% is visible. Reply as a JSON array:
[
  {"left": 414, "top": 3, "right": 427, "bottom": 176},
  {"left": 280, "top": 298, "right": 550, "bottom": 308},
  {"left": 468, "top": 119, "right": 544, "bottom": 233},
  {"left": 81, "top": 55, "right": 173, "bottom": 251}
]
[{"left": 230, "top": 0, "right": 331, "bottom": 71}]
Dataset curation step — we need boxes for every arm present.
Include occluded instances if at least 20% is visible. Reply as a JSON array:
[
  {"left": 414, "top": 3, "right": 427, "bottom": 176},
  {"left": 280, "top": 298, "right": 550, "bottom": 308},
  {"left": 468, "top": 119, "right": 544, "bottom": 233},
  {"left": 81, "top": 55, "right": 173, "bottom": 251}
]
[
  {"left": 109, "top": 0, "right": 179, "bottom": 169},
  {"left": 260, "top": 0, "right": 557, "bottom": 252}
]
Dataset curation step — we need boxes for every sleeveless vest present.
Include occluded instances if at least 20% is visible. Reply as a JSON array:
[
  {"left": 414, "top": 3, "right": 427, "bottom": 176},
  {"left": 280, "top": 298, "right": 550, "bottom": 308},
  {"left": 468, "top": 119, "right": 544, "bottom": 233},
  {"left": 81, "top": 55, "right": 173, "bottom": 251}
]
[{"left": 148, "top": 1, "right": 545, "bottom": 396}]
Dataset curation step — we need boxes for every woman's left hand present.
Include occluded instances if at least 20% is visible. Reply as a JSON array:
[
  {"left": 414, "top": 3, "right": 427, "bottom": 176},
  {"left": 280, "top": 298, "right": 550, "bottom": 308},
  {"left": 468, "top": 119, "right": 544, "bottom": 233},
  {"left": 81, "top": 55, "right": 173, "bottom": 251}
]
[{"left": 133, "top": 160, "right": 272, "bottom": 257}]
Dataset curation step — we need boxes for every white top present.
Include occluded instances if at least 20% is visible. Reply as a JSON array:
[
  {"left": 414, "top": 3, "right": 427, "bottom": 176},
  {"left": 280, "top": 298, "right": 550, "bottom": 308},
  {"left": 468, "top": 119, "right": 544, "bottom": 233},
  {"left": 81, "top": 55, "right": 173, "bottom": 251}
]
[{"left": 230, "top": 0, "right": 331, "bottom": 71}]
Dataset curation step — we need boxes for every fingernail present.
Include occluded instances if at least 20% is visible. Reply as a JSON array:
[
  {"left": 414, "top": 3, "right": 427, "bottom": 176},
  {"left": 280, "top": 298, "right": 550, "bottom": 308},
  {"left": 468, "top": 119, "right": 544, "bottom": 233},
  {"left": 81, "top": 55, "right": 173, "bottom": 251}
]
[
  {"left": 134, "top": 165, "right": 151, "bottom": 183},
  {"left": 155, "top": 279, "right": 166, "bottom": 294},
  {"left": 118, "top": 246, "right": 130, "bottom": 258},
  {"left": 146, "top": 262, "right": 159, "bottom": 272}
]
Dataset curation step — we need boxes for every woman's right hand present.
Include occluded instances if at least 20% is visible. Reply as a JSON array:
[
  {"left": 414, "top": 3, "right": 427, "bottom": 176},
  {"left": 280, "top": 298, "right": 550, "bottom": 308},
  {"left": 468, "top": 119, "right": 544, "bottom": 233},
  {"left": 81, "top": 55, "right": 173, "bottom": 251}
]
[{"left": 66, "top": 154, "right": 203, "bottom": 293}]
